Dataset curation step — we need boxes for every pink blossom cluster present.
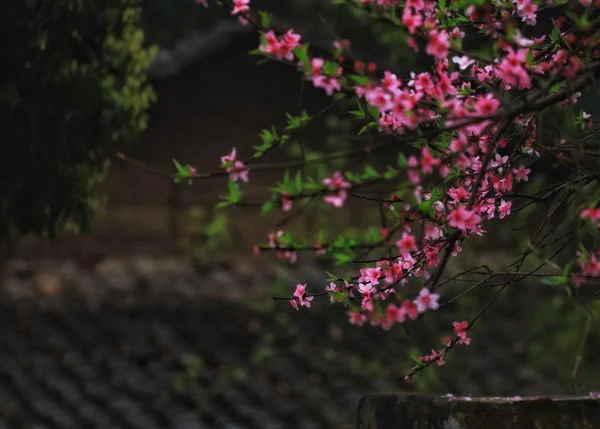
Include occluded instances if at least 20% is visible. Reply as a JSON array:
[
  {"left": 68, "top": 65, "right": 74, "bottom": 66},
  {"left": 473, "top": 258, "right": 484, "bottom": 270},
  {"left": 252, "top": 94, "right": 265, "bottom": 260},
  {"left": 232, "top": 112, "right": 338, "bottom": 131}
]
[
  {"left": 581, "top": 207, "right": 600, "bottom": 226},
  {"left": 202, "top": 0, "right": 600, "bottom": 379},
  {"left": 346, "top": 286, "right": 439, "bottom": 330},
  {"left": 307, "top": 58, "right": 343, "bottom": 96},
  {"left": 574, "top": 208, "right": 600, "bottom": 287},
  {"left": 259, "top": 30, "right": 302, "bottom": 61},
  {"left": 290, "top": 283, "right": 313, "bottom": 310},
  {"left": 322, "top": 171, "right": 351, "bottom": 208},
  {"left": 453, "top": 320, "right": 472, "bottom": 345},
  {"left": 268, "top": 230, "right": 297, "bottom": 263},
  {"left": 220, "top": 148, "right": 249, "bottom": 183}
]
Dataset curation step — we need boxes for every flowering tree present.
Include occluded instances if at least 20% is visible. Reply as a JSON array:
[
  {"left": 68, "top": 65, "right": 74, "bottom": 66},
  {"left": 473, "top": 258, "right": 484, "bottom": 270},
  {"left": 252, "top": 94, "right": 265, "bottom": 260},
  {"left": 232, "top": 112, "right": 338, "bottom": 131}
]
[
  {"left": 1, "top": 0, "right": 156, "bottom": 240},
  {"left": 154, "top": 0, "right": 600, "bottom": 383}
]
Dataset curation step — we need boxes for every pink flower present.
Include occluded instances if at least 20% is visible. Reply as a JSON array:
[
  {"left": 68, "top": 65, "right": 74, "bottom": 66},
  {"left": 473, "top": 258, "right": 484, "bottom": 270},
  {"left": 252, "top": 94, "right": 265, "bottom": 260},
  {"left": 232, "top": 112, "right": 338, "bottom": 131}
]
[
  {"left": 326, "top": 282, "right": 345, "bottom": 303},
  {"left": 382, "top": 71, "right": 401, "bottom": 91},
  {"left": 220, "top": 148, "right": 237, "bottom": 165},
  {"left": 220, "top": 148, "right": 250, "bottom": 183},
  {"left": 196, "top": 0, "right": 209, "bottom": 6},
  {"left": 401, "top": 299, "right": 419, "bottom": 320},
  {"left": 448, "top": 206, "right": 482, "bottom": 232},
  {"left": 323, "top": 171, "right": 351, "bottom": 208},
  {"left": 419, "top": 349, "right": 445, "bottom": 366},
  {"left": 420, "top": 147, "right": 441, "bottom": 175},
  {"left": 349, "top": 311, "right": 367, "bottom": 327},
  {"left": 231, "top": 0, "right": 250, "bottom": 15},
  {"left": 515, "top": 0, "right": 538, "bottom": 26},
  {"left": 498, "top": 200, "right": 512, "bottom": 219},
  {"left": 312, "top": 74, "right": 342, "bottom": 96},
  {"left": 474, "top": 94, "right": 500, "bottom": 117},
  {"left": 259, "top": 30, "right": 302, "bottom": 61},
  {"left": 430, "top": 349, "right": 446, "bottom": 366},
  {"left": 495, "top": 49, "right": 532, "bottom": 90},
  {"left": 513, "top": 164, "right": 531, "bottom": 182},
  {"left": 228, "top": 160, "right": 249, "bottom": 182},
  {"left": 281, "top": 193, "right": 292, "bottom": 212},
  {"left": 359, "top": 268, "right": 382, "bottom": 286},
  {"left": 332, "top": 39, "right": 351, "bottom": 50},
  {"left": 291, "top": 283, "right": 313, "bottom": 309},
  {"left": 426, "top": 30, "right": 450, "bottom": 59},
  {"left": 386, "top": 303, "right": 406, "bottom": 324},
  {"left": 415, "top": 288, "right": 440, "bottom": 313},
  {"left": 396, "top": 232, "right": 417, "bottom": 256},
  {"left": 581, "top": 253, "right": 600, "bottom": 277},
  {"left": 452, "top": 55, "right": 475, "bottom": 70},
  {"left": 490, "top": 153, "right": 509, "bottom": 173},
  {"left": 358, "top": 282, "right": 375, "bottom": 298},
  {"left": 453, "top": 320, "right": 472, "bottom": 345},
  {"left": 590, "top": 392, "right": 600, "bottom": 399},
  {"left": 448, "top": 186, "right": 469, "bottom": 203},
  {"left": 268, "top": 230, "right": 284, "bottom": 248},
  {"left": 402, "top": 8, "right": 423, "bottom": 35},
  {"left": 581, "top": 208, "right": 600, "bottom": 224}
]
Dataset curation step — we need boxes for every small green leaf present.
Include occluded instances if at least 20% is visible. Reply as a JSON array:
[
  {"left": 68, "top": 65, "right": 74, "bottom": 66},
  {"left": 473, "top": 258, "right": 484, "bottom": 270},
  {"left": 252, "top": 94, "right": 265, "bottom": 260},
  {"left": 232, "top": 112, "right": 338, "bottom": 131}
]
[
  {"left": 367, "top": 105, "right": 380, "bottom": 121},
  {"left": 384, "top": 166, "right": 398, "bottom": 180},
  {"left": 541, "top": 276, "right": 566, "bottom": 286},
  {"left": 261, "top": 200, "right": 276, "bottom": 215},
  {"left": 259, "top": 10, "right": 271, "bottom": 28},
  {"left": 363, "top": 165, "right": 379, "bottom": 179},
  {"left": 294, "top": 171, "right": 303, "bottom": 192},
  {"left": 215, "top": 200, "right": 235, "bottom": 210},
  {"left": 293, "top": 45, "right": 310, "bottom": 67},
  {"left": 397, "top": 153, "right": 408, "bottom": 167},
  {"left": 173, "top": 158, "right": 188, "bottom": 175}
]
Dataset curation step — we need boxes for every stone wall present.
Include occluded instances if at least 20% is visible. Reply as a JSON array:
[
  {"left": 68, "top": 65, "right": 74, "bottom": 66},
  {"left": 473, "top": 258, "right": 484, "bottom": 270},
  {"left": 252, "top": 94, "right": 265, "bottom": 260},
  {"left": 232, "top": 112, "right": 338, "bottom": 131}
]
[{"left": 356, "top": 394, "right": 600, "bottom": 429}]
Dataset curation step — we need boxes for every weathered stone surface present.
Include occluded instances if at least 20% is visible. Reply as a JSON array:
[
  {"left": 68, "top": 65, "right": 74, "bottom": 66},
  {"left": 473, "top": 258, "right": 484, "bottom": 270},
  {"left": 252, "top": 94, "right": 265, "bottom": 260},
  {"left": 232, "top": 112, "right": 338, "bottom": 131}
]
[{"left": 357, "top": 393, "right": 600, "bottom": 429}]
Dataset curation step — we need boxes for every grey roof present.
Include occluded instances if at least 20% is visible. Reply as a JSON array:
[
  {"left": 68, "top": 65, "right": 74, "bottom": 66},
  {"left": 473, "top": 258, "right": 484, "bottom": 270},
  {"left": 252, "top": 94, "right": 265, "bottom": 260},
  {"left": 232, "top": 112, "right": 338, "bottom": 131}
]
[
  {"left": 0, "top": 257, "right": 596, "bottom": 428},
  {"left": 148, "top": 20, "right": 253, "bottom": 79}
]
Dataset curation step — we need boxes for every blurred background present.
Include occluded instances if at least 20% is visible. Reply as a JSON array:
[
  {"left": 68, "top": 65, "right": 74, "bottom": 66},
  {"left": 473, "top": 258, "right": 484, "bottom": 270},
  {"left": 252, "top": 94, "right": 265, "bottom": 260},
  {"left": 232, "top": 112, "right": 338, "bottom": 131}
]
[{"left": 0, "top": 1, "right": 599, "bottom": 428}]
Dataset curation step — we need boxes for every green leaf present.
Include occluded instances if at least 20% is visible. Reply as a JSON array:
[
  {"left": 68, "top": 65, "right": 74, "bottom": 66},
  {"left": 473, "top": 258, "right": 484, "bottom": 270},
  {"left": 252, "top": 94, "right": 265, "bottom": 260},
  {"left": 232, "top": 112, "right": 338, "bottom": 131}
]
[
  {"left": 334, "top": 252, "right": 355, "bottom": 265},
  {"left": 259, "top": 10, "right": 271, "bottom": 28},
  {"left": 541, "top": 276, "right": 566, "bottom": 286},
  {"left": 384, "top": 166, "right": 398, "bottom": 180},
  {"left": 397, "top": 153, "right": 408, "bottom": 167},
  {"left": 215, "top": 200, "right": 235, "bottom": 210},
  {"left": 326, "top": 271, "right": 338, "bottom": 281},
  {"left": 562, "top": 262, "right": 573, "bottom": 278},
  {"left": 348, "top": 74, "right": 370, "bottom": 85},
  {"left": 294, "top": 171, "right": 303, "bottom": 192},
  {"left": 349, "top": 109, "right": 365, "bottom": 118},
  {"left": 173, "top": 158, "right": 189, "bottom": 176},
  {"left": 293, "top": 45, "right": 310, "bottom": 67},
  {"left": 345, "top": 171, "right": 359, "bottom": 182},
  {"left": 228, "top": 180, "right": 241, "bottom": 202},
  {"left": 322, "top": 61, "right": 339, "bottom": 76},
  {"left": 261, "top": 200, "right": 276, "bottom": 215},
  {"left": 367, "top": 105, "right": 380, "bottom": 121},
  {"left": 363, "top": 165, "right": 379, "bottom": 179}
]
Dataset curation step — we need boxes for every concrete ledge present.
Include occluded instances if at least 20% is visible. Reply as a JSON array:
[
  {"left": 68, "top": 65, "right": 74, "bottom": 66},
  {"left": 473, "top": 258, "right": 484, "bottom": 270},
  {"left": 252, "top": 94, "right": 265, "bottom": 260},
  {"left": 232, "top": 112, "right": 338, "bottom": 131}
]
[{"left": 357, "top": 393, "right": 600, "bottom": 429}]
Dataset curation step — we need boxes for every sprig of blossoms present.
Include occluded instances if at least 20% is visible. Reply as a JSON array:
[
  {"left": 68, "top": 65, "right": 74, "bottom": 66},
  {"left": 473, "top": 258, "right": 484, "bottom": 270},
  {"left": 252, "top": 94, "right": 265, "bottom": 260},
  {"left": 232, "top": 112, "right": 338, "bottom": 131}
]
[{"left": 220, "top": 148, "right": 249, "bottom": 183}]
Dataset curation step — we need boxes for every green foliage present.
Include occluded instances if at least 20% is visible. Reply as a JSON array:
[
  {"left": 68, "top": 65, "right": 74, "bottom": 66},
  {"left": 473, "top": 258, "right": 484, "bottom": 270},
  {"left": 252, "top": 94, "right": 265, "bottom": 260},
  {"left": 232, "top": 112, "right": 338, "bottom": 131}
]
[
  {"left": 0, "top": 0, "right": 156, "bottom": 240},
  {"left": 179, "top": 206, "right": 232, "bottom": 258}
]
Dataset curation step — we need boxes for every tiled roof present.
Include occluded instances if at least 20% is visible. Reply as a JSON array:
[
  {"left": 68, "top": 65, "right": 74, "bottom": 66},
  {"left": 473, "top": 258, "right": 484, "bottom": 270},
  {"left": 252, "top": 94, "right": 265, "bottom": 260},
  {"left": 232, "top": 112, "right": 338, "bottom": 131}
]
[{"left": 0, "top": 258, "right": 594, "bottom": 428}]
